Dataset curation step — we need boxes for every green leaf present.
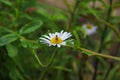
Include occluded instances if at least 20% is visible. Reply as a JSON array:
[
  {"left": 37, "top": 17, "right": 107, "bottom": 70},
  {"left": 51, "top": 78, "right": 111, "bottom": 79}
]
[
  {"left": 0, "top": 0, "right": 12, "bottom": 6},
  {"left": 66, "top": 39, "right": 74, "bottom": 46},
  {"left": 6, "top": 44, "right": 18, "bottom": 57},
  {"left": 20, "top": 39, "right": 32, "bottom": 48},
  {"left": 19, "top": 20, "right": 43, "bottom": 34},
  {"left": 9, "top": 68, "right": 25, "bottom": 80},
  {"left": 73, "top": 30, "right": 81, "bottom": 48},
  {"left": 21, "top": 14, "right": 33, "bottom": 20},
  {"left": 0, "top": 34, "right": 18, "bottom": 46},
  {"left": 50, "top": 12, "right": 67, "bottom": 21}
]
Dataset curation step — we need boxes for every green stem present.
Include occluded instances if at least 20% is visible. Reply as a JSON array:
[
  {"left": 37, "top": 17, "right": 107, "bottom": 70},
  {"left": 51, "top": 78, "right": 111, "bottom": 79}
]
[
  {"left": 39, "top": 48, "right": 58, "bottom": 80},
  {"left": 103, "top": 43, "right": 120, "bottom": 80},
  {"left": 66, "top": 0, "right": 80, "bottom": 31},
  {"left": 94, "top": 53, "right": 120, "bottom": 61},
  {"left": 63, "top": 0, "right": 73, "bottom": 11},
  {"left": 100, "top": 20, "right": 120, "bottom": 38},
  {"left": 32, "top": 48, "right": 58, "bottom": 80},
  {"left": 32, "top": 48, "right": 57, "bottom": 67},
  {"left": 66, "top": 45, "right": 120, "bottom": 61},
  {"left": 93, "top": 0, "right": 113, "bottom": 79},
  {"left": 32, "top": 49, "right": 47, "bottom": 67},
  {"left": 4, "top": 28, "right": 36, "bottom": 43},
  {"left": 79, "top": 48, "right": 120, "bottom": 61}
]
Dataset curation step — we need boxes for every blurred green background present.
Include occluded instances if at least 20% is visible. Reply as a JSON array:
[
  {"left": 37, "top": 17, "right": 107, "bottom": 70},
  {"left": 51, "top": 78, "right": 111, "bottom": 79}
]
[{"left": 0, "top": 0, "right": 120, "bottom": 80}]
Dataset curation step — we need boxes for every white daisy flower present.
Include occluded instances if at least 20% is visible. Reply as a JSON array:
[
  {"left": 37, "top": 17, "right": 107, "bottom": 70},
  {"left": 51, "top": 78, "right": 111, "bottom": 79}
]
[
  {"left": 82, "top": 23, "right": 97, "bottom": 35},
  {"left": 40, "top": 30, "right": 72, "bottom": 48}
]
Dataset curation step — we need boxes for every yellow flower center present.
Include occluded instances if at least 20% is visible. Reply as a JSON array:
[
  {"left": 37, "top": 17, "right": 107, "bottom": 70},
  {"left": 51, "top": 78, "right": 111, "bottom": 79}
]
[
  {"left": 50, "top": 35, "right": 63, "bottom": 44},
  {"left": 86, "top": 23, "right": 92, "bottom": 29}
]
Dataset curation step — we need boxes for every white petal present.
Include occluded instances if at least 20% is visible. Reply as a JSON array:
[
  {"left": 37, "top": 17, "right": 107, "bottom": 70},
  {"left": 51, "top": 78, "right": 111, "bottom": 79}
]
[
  {"left": 86, "top": 28, "right": 96, "bottom": 35},
  {"left": 49, "top": 33, "right": 54, "bottom": 38},
  {"left": 64, "top": 33, "right": 72, "bottom": 39},
  {"left": 86, "top": 30, "right": 93, "bottom": 35},
  {"left": 40, "top": 40, "right": 50, "bottom": 44},
  {"left": 44, "top": 35, "right": 51, "bottom": 40},
  {"left": 49, "top": 45, "right": 51, "bottom": 46},
  {"left": 55, "top": 32, "right": 60, "bottom": 37},
  {"left": 82, "top": 24, "right": 87, "bottom": 29},
  {"left": 60, "top": 42, "right": 66, "bottom": 45},
  {"left": 40, "top": 41, "right": 50, "bottom": 45},
  {"left": 61, "top": 32, "right": 68, "bottom": 39},
  {"left": 92, "top": 26, "right": 97, "bottom": 31},
  {"left": 57, "top": 44, "right": 61, "bottom": 48},
  {"left": 61, "top": 32, "right": 72, "bottom": 40},
  {"left": 60, "top": 30, "right": 64, "bottom": 37},
  {"left": 40, "top": 38, "right": 50, "bottom": 43}
]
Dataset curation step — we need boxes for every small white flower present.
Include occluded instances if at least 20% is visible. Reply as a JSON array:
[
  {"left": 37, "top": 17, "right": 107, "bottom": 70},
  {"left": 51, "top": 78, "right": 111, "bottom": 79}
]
[
  {"left": 40, "top": 30, "right": 72, "bottom": 48},
  {"left": 82, "top": 23, "right": 97, "bottom": 35}
]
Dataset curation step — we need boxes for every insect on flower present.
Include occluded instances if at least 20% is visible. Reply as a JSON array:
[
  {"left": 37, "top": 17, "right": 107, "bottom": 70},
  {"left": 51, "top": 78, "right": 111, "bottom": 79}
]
[
  {"left": 82, "top": 23, "right": 97, "bottom": 35},
  {"left": 40, "top": 30, "right": 72, "bottom": 48}
]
